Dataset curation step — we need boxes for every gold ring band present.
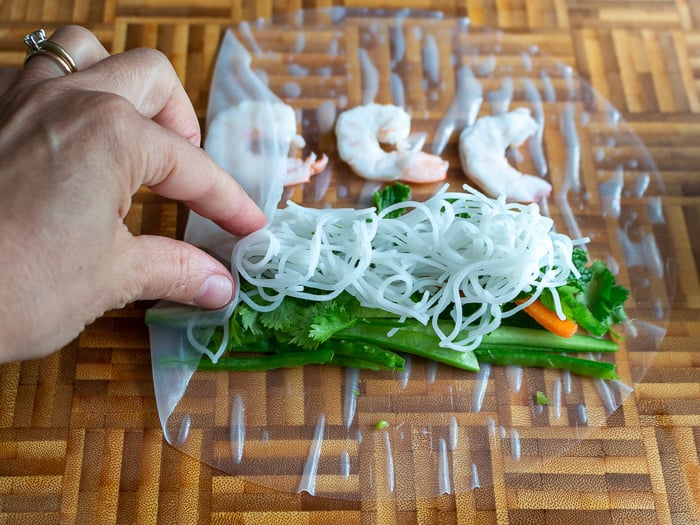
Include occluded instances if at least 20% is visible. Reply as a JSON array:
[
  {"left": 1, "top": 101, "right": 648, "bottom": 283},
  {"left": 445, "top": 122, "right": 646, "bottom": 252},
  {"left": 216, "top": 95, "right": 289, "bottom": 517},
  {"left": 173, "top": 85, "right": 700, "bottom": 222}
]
[{"left": 23, "top": 29, "right": 77, "bottom": 75}]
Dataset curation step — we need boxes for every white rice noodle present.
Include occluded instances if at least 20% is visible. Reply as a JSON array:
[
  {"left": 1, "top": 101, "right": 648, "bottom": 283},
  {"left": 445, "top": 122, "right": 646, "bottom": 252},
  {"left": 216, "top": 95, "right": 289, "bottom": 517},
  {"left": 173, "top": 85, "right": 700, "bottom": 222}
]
[{"left": 232, "top": 185, "right": 580, "bottom": 352}]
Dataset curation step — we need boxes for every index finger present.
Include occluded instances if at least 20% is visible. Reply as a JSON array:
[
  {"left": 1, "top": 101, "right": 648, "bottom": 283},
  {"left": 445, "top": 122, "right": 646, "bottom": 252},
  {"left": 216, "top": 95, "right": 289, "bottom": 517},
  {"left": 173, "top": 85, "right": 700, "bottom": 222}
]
[{"left": 123, "top": 109, "right": 266, "bottom": 236}]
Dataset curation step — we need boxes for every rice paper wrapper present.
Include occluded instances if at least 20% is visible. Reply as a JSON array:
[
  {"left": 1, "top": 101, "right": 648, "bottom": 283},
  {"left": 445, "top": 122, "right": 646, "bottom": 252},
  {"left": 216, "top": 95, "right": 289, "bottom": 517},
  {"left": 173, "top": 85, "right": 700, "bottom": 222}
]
[
  {"left": 143, "top": 12, "right": 674, "bottom": 500},
  {"left": 148, "top": 29, "right": 292, "bottom": 445}
]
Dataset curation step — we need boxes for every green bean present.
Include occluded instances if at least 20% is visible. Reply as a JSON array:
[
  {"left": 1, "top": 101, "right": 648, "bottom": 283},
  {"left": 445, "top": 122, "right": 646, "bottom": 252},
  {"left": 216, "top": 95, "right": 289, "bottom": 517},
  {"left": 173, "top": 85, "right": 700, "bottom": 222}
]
[
  {"left": 328, "top": 355, "right": 397, "bottom": 371},
  {"left": 474, "top": 349, "right": 619, "bottom": 380},
  {"left": 337, "top": 323, "right": 479, "bottom": 371},
  {"left": 326, "top": 341, "right": 405, "bottom": 369},
  {"left": 166, "top": 349, "right": 336, "bottom": 372}
]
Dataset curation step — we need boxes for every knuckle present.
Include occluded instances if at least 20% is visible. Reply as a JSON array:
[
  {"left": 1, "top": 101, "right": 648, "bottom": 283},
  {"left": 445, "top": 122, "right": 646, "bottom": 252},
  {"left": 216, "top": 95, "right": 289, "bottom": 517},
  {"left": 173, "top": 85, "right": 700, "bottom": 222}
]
[
  {"left": 89, "top": 90, "right": 133, "bottom": 114},
  {"left": 130, "top": 47, "right": 173, "bottom": 73},
  {"left": 170, "top": 245, "right": 196, "bottom": 299},
  {"left": 87, "top": 91, "right": 138, "bottom": 135},
  {"left": 72, "top": 92, "right": 138, "bottom": 154},
  {"left": 59, "top": 25, "right": 95, "bottom": 42},
  {"left": 138, "top": 242, "right": 198, "bottom": 302}
]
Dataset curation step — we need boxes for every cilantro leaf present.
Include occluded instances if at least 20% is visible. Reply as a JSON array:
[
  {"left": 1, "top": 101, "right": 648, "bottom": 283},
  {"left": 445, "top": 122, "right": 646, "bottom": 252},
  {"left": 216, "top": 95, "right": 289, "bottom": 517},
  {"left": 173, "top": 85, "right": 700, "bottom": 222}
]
[
  {"left": 309, "top": 303, "right": 358, "bottom": 343},
  {"left": 261, "top": 298, "right": 321, "bottom": 349},
  {"left": 374, "top": 182, "right": 411, "bottom": 218},
  {"left": 259, "top": 297, "right": 299, "bottom": 331},
  {"left": 235, "top": 303, "right": 263, "bottom": 335},
  {"left": 543, "top": 248, "right": 629, "bottom": 338}
]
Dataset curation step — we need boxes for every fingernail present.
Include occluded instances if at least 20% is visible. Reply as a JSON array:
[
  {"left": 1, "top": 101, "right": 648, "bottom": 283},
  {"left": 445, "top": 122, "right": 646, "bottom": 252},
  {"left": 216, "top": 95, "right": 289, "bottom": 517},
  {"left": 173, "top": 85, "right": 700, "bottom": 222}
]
[{"left": 193, "top": 275, "right": 233, "bottom": 308}]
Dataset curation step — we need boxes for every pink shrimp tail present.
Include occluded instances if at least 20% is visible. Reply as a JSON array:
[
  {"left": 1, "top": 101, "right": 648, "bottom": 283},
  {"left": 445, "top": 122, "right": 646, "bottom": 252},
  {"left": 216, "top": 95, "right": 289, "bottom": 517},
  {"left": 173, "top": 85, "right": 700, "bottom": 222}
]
[
  {"left": 399, "top": 152, "right": 449, "bottom": 184},
  {"left": 284, "top": 153, "right": 329, "bottom": 186}
]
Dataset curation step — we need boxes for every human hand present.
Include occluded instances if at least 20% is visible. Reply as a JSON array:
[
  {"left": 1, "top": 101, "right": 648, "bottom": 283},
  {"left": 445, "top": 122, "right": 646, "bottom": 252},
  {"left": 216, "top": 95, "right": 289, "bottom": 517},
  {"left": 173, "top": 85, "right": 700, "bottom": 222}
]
[{"left": 0, "top": 26, "right": 267, "bottom": 363}]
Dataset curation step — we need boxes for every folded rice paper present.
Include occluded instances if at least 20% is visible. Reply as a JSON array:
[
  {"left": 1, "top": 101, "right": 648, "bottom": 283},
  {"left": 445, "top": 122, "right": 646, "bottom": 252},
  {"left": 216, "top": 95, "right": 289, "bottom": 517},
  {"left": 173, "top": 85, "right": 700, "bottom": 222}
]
[{"left": 148, "top": 29, "right": 294, "bottom": 444}]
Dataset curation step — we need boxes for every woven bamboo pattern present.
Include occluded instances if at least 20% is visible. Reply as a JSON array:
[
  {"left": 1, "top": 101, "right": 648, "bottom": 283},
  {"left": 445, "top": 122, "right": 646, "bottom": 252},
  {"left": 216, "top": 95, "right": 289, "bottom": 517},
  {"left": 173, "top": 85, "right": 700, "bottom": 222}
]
[{"left": 1, "top": 1, "right": 700, "bottom": 524}]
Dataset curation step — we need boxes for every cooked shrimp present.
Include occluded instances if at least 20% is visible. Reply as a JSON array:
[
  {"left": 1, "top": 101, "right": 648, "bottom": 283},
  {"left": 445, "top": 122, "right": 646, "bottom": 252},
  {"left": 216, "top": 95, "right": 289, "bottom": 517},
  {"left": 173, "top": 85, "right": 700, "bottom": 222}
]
[
  {"left": 458, "top": 107, "right": 552, "bottom": 203},
  {"left": 205, "top": 100, "right": 326, "bottom": 188},
  {"left": 335, "top": 103, "right": 448, "bottom": 183}
]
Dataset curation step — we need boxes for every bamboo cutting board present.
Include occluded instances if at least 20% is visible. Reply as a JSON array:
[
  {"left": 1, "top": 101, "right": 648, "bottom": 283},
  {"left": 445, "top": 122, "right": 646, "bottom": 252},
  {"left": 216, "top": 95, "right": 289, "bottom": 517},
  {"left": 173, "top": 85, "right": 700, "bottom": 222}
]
[{"left": 1, "top": 1, "right": 700, "bottom": 524}]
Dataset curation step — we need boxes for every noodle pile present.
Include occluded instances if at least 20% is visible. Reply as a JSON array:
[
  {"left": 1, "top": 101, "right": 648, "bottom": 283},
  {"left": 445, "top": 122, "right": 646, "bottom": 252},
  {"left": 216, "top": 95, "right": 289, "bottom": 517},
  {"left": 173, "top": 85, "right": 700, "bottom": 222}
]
[{"left": 233, "top": 185, "right": 580, "bottom": 352}]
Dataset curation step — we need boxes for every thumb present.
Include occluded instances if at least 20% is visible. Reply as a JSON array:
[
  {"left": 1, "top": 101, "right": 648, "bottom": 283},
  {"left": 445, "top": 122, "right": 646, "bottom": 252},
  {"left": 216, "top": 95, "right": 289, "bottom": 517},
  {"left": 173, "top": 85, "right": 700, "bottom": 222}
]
[{"left": 122, "top": 235, "right": 234, "bottom": 309}]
